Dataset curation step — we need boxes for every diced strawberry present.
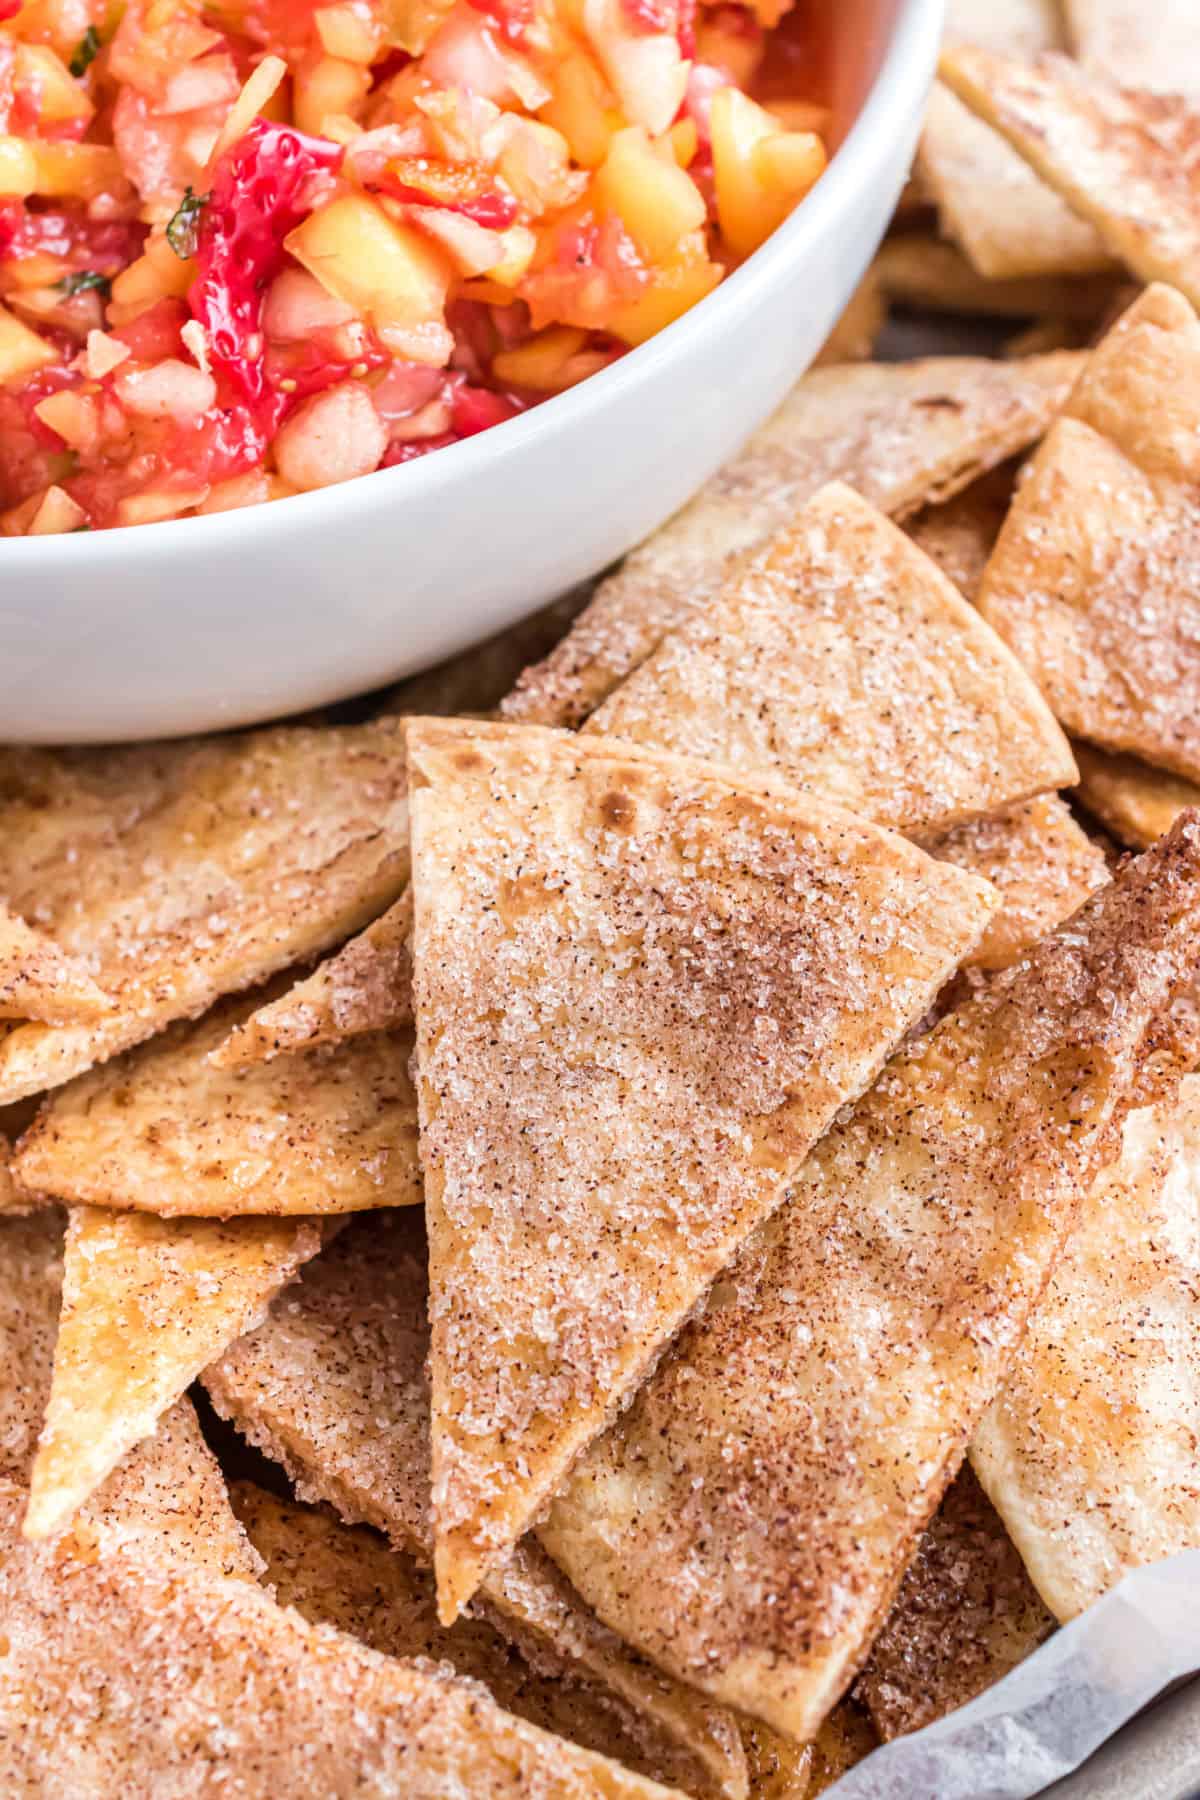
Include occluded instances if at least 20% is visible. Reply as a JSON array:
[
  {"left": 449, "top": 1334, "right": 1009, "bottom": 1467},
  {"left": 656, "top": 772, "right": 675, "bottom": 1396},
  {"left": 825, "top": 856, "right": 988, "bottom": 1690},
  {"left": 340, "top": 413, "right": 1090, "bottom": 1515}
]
[
  {"left": 466, "top": 0, "right": 534, "bottom": 50},
  {"left": 0, "top": 203, "right": 146, "bottom": 274},
  {"left": 450, "top": 381, "right": 522, "bottom": 436}
]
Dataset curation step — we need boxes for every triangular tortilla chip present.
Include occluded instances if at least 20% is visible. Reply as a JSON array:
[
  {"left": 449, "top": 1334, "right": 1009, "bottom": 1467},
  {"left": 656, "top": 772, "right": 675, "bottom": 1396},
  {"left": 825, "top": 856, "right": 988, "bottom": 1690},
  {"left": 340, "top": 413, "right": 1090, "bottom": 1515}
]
[
  {"left": 376, "top": 591, "right": 589, "bottom": 719},
  {"left": 0, "top": 1486, "right": 682, "bottom": 1800},
  {"left": 1065, "top": 0, "right": 1200, "bottom": 95},
  {"left": 23, "top": 1205, "right": 329, "bottom": 1541},
  {"left": 232, "top": 1483, "right": 758, "bottom": 1799},
  {"left": 589, "top": 483, "right": 1074, "bottom": 835},
  {"left": 540, "top": 818, "right": 1200, "bottom": 1740},
  {"left": 1073, "top": 743, "right": 1200, "bottom": 849},
  {"left": 924, "top": 795, "right": 1109, "bottom": 972},
  {"left": 812, "top": 270, "right": 885, "bottom": 367},
  {"left": 0, "top": 1208, "right": 260, "bottom": 1577},
  {"left": 874, "top": 234, "right": 1117, "bottom": 321},
  {"left": 978, "top": 286, "right": 1200, "bottom": 781},
  {"left": 939, "top": 50, "right": 1200, "bottom": 306},
  {"left": 408, "top": 718, "right": 1000, "bottom": 1621},
  {"left": 502, "top": 352, "right": 1086, "bottom": 729},
  {"left": 205, "top": 1211, "right": 753, "bottom": 1800},
  {"left": 213, "top": 891, "right": 415, "bottom": 1069},
  {"left": 0, "top": 907, "right": 110, "bottom": 1025},
  {"left": 14, "top": 990, "right": 420, "bottom": 1217},
  {"left": 917, "top": 86, "right": 1115, "bottom": 283},
  {"left": 856, "top": 1466, "right": 1054, "bottom": 1741},
  {"left": 972, "top": 1075, "right": 1200, "bottom": 1622},
  {"left": 0, "top": 720, "right": 409, "bottom": 1103},
  {"left": 905, "top": 465, "right": 1016, "bottom": 603},
  {"left": 0, "top": 1133, "right": 37, "bottom": 1216}
]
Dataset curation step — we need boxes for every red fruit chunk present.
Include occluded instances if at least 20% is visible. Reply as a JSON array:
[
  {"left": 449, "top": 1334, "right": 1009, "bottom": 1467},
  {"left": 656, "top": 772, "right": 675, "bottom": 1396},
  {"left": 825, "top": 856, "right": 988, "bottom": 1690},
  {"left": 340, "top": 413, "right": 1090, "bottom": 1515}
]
[
  {"left": 450, "top": 381, "right": 522, "bottom": 437},
  {"left": 466, "top": 0, "right": 534, "bottom": 47},
  {"left": 0, "top": 202, "right": 146, "bottom": 273}
]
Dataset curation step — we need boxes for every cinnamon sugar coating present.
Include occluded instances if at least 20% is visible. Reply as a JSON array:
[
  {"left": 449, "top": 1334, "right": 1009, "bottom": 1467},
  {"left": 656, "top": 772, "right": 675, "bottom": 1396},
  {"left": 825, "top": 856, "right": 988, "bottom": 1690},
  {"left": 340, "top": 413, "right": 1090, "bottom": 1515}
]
[
  {"left": 1073, "top": 743, "right": 1200, "bottom": 850},
  {"left": 0, "top": 906, "right": 110, "bottom": 1025},
  {"left": 540, "top": 816, "right": 1200, "bottom": 1741}
]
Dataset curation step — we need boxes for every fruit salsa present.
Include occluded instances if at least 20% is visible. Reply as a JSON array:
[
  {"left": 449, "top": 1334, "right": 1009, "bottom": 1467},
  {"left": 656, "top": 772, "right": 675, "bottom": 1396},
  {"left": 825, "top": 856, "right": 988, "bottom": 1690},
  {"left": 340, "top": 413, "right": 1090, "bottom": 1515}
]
[{"left": 0, "top": 0, "right": 828, "bottom": 532}]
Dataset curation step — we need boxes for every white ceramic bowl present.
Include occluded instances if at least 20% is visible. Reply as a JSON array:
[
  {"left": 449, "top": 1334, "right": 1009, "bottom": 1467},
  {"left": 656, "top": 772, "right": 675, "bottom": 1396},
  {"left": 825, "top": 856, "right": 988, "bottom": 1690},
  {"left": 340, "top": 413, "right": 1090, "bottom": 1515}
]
[{"left": 1, "top": 0, "right": 942, "bottom": 743}]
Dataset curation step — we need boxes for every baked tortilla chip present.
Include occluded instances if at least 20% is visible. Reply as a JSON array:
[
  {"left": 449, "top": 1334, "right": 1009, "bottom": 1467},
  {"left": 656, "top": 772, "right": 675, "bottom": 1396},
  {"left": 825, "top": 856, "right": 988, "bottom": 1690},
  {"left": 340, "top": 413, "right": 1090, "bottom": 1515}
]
[
  {"left": 856, "top": 1467, "right": 1054, "bottom": 1741},
  {"left": 0, "top": 1133, "right": 37, "bottom": 1216},
  {"left": 939, "top": 50, "right": 1200, "bottom": 306},
  {"left": 15, "top": 991, "right": 421, "bottom": 1216},
  {"left": 0, "top": 1485, "right": 683, "bottom": 1800},
  {"left": 375, "top": 590, "right": 588, "bottom": 720},
  {"left": 502, "top": 352, "right": 1085, "bottom": 729},
  {"left": 1073, "top": 744, "right": 1200, "bottom": 849},
  {"left": 0, "top": 907, "right": 110, "bottom": 1025},
  {"left": 213, "top": 891, "right": 414, "bottom": 1068},
  {"left": 978, "top": 286, "right": 1200, "bottom": 781},
  {"left": 540, "top": 818, "right": 1200, "bottom": 1740},
  {"left": 1065, "top": 1, "right": 1200, "bottom": 95},
  {"left": 0, "top": 720, "right": 410, "bottom": 1104},
  {"left": 874, "top": 233, "right": 1116, "bottom": 319},
  {"left": 917, "top": 83, "right": 1114, "bottom": 283},
  {"left": 813, "top": 270, "right": 886, "bottom": 366},
  {"left": 408, "top": 719, "right": 999, "bottom": 1621},
  {"left": 590, "top": 484, "right": 1074, "bottom": 835},
  {"left": 0, "top": 1208, "right": 259, "bottom": 1578},
  {"left": 23, "top": 1204, "right": 328, "bottom": 1541},
  {"left": 972, "top": 1075, "right": 1200, "bottom": 1621},
  {"left": 905, "top": 465, "right": 1015, "bottom": 602},
  {"left": 924, "top": 795, "right": 1109, "bottom": 971},
  {"left": 205, "top": 1211, "right": 752, "bottom": 1800},
  {"left": 232, "top": 1483, "right": 758, "bottom": 1799}
]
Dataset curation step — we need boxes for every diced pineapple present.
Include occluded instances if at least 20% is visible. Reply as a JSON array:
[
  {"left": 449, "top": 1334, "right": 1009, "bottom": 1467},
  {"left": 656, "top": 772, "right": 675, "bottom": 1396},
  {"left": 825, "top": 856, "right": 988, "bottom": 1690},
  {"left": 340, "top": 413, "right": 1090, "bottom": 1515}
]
[
  {"left": 293, "top": 53, "right": 371, "bottom": 135},
  {"left": 30, "top": 142, "right": 123, "bottom": 201},
  {"left": 286, "top": 194, "right": 453, "bottom": 365},
  {"left": 14, "top": 45, "right": 94, "bottom": 127},
  {"left": 607, "top": 241, "right": 722, "bottom": 345},
  {"left": 485, "top": 224, "right": 537, "bottom": 287},
  {"left": 540, "top": 51, "right": 620, "bottom": 171},
  {"left": 315, "top": 3, "right": 381, "bottom": 63},
  {"left": 108, "top": 233, "right": 194, "bottom": 325},
  {"left": 593, "top": 126, "right": 706, "bottom": 266},
  {"left": 0, "top": 303, "right": 55, "bottom": 385},
  {"left": 668, "top": 116, "right": 698, "bottom": 168},
  {"left": 492, "top": 325, "right": 587, "bottom": 389},
  {"left": 710, "top": 87, "right": 824, "bottom": 258},
  {"left": 206, "top": 55, "right": 287, "bottom": 170},
  {"left": 33, "top": 390, "right": 99, "bottom": 453},
  {"left": 378, "top": 0, "right": 457, "bottom": 56},
  {"left": 28, "top": 483, "right": 88, "bottom": 535},
  {"left": 116, "top": 485, "right": 211, "bottom": 527},
  {"left": 0, "top": 137, "right": 38, "bottom": 198}
]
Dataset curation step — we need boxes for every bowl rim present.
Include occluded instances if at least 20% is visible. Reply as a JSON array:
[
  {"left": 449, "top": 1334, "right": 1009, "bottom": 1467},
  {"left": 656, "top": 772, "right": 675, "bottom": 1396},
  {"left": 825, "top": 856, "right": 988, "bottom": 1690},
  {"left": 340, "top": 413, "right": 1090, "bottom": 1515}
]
[{"left": 1, "top": 0, "right": 942, "bottom": 566}]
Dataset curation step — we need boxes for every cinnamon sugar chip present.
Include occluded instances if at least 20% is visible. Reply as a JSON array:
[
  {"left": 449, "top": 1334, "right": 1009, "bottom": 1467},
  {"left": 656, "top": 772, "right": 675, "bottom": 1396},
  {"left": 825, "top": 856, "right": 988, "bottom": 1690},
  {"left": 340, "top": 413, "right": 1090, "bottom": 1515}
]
[
  {"left": 939, "top": 50, "right": 1200, "bottom": 305},
  {"left": 232, "top": 1483, "right": 757, "bottom": 1799},
  {"left": 590, "top": 484, "right": 1074, "bottom": 836},
  {"left": 205, "top": 1212, "right": 752, "bottom": 1800},
  {"left": 978, "top": 286, "right": 1200, "bottom": 782},
  {"left": 375, "top": 591, "right": 589, "bottom": 719},
  {"left": 905, "top": 467, "right": 1015, "bottom": 603},
  {"left": 972, "top": 1074, "right": 1200, "bottom": 1621},
  {"left": 14, "top": 990, "right": 421, "bottom": 1217},
  {"left": 408, "top": 719, "right": 999, "bottom": 1622},
  {"left": 874, "top": 234, "right": 1118, "bottom": 321},
  {"left": 1073, "top": 743, "right": 1200, "bottom": 849},
  {"left": 1064, "top": 1, "right": 1200, "bottom": 95},
  {"left": 0, "top": 906, "right": 110, "bottom": 1025},
  {"left": 856, "top": 1467, "right": 1054, "bottom": 1740},
  {"left": 0, "top": 1132, "right": 37, "bottom": 1216},
  {"left": 918, "top": 85, "right": 1115, "bottom": 283},
  {"left": 0, "top": 1209, "right": 259, "bottom": 1579},
  {"left": 213, "top": 891, "right": 414, "bottom": 1068},
  {"left": 924, "top": 795, "right": 1109, "bottom": 971},
  {"left": 23, "top": 1205, "right": 328, "bottom": 1542},
  {"left": 540, "top": 817, "right": 1200, "bottom": 1741},
  {"left": 501, "top": 353, "right": 1085, "bottom": 730},
  {"left": 812, "top": 270, "right": 886, "bottom": 366},
  {"left": 0, "top": 722, "right": 410, "bottom": 1104},
  {"left": 0, "top": 1484, "right": 684, "bottom": 1800}
]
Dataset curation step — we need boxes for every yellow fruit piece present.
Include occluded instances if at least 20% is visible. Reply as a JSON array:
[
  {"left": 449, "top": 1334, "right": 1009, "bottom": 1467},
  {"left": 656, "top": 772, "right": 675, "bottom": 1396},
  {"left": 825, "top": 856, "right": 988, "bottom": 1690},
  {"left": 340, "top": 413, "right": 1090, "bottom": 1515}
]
[
  {"left": 711, "top": 87, "right": 824, "bottom": 258},
  {"left": 287, "top": 194, "right": 451, "bottom": 358},
  {"left": 0, "top": 136, "right": 37, "bottom": 198},
  {"left": 33, "top": 391, "right": 99, "bottom": 453},
  {"left": 541, "top": 50, "right": 620, "bottom": 171},
  {"left": 378, "top": 0, "right": 456, "bottom": 55},
  {"left": 109, "top": 234, "right": 195, "bottom": 325},
  {"left": 293, "top": 54, "right": 371, "bottom": 136},
  {"left": 668, "top": 116, "right": 697, "bottom": 168},
  {"left": 28, "top": 484, "right": 88, "bottom": 535},
  {"left": 593, "top": 125, "right": 706, "bottom": 265},
  {"left": 30, "top": 142, "right": 122, "bottom": 201},
  {"left": 15, "top": 44, "right": 93, "bottom": 126},
  {"left": 0, "top": 303, "right": 55, "bottom": 386},
  {"left": 607, "top": 247, "right": 723, "bottom": 346},
  {"left": 492, "top": 326, "right": 588, "bottom": 390},
  {"left": 314, "top": 3, "right": 381, "bottom": 62}
]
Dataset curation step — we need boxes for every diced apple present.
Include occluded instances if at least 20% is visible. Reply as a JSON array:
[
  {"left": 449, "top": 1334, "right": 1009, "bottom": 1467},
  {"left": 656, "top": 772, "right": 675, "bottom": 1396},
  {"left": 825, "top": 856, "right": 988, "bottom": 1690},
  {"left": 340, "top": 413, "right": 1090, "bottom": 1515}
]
[
  {"left": 115, "top": 485, "right": 211, "bottom": 527},
  {"left": 0, "top": 136, "right": 37, "bottom": 198},
  {"left": 492, "top": 325, "right": 588, "bottom": 390},
  {"left": 669, "top": 116, "right": 698, "bottom": 167},
  {"left": 607, "top": 241, "right": 722, "bottom": 345},
  {"left": 593, "top": 125, "right": 706, "bottom": 265},
  {"left": 14, "top": 45, "right": 93, "bottom": 127},
  {"left": 28, "top": 484, "right": 88, "bottom": 535},
  {"left": 108, "top": 232, "right": 194, "bottom": 325},
  {"left": 293, "top": 53, "right": 371, "bottom": 135},
  {"left": 378, "top": 0, "right": 458, "bottom": 56},
  {"left": 711, "top": 87, "right": 824, "bottom": 258},
  {"left": 315, "top": 2, "right": 382, "bottom": 62},
  {"left": 34, "top": 390, "right": 99, "bottom": 452},
  {"left": 0, "top": 303, "right": 55, "bottom": 385},
  {"left": 540, "top": 50, "right": 619, "bottom": 171},
  {"left": 583, "top": 0, "right": 688, "bottom": 137},
  {"left": 30, "top": 142, "right": 123, "bottom": 201},
  {"left": 286, "top": 194, "right": 453, "bottom": 365}
]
